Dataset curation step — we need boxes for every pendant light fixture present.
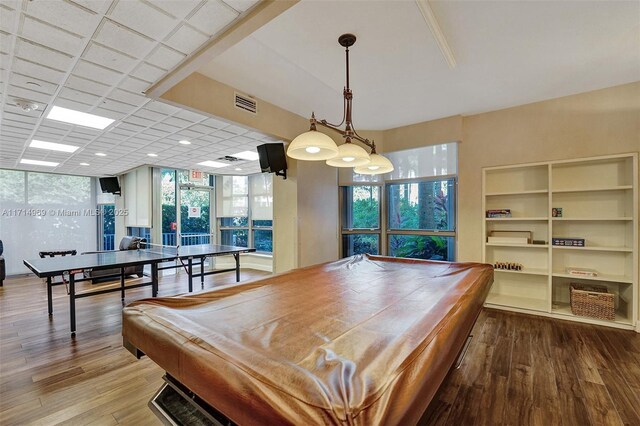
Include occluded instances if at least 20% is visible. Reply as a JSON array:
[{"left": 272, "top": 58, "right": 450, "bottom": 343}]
[{"left": 287, "top": 34, "right": 394, "bottom": 175}]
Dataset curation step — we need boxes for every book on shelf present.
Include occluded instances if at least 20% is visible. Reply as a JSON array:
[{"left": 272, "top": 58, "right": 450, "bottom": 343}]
[
  {"left": 487, "top": 230, "right": 532, "bottom": 244},
  {"left": 565, "top": 267, "right": 598, "bottom": 277},
  {"left": 552, "top": 237, "right": 585, "bottom": 247},
  {"left": 486, "top": 209, "right": 512, "bottom": 218}
]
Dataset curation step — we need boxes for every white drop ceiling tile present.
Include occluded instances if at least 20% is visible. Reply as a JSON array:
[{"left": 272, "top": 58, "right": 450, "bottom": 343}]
[
  {"left": 153, "top": 123, "right": 180, "bottom": 134},
  {"left": 164, "top": 24, "right": 208, "bottom": 55},
  {"left": 95, "top": 19, "right": 154, "bottom": 58},
  {"left": 160, "top": 117, "right": 191, "bottom": 129},
  {"left": 145, "top": 44, "right": 186, "bottom": 71},
  {"left": 69, "top": 0, "right": 110, "bottom": 13},
  {"left": 201, "top": 117, "right": 228, "bottom": 129},
  {"left": 13, "top": 58, "right": 65, "bottom": 83},
  {"left": 145, "top": 100, "right": 179, "bottom": 115},
  {"left": 21, "top": 16, "right": 84, "bottom": 56},
  {"left": 6, "top": 85, "right": 51, "bottom": 105},
  {"left": 38, "top": 123, "right": 72, "bottom": 135},
  {"left": 186, "top": 124, "right": 217, "bottom": 134},
  {"left": 141, "top": 128, "right": 169, "bottom": 138},
  {"left": 152, "top": 0, "right": 201, "bottom": 20},
  {"left": 221, "top": 0, "right": 259, "bottom": 13},
  {"left": 73, "top": 60, "right": 123, "bottom": 86},
  {"left": 2, "top": 111, "right": 39, "bottom": 124},
  {"left": 0, "top": 5, "right": 15, "bottom": 33},
  {"left": 54, "top": 97, "right": 92, "bottom": 114},
  {"left": 25, "top": 0, "right": 96, "bottom": 37},
  {"left": 188, "top": 1, "right": 238, "bottom": 36},
  {"left": 175, "top": 108, "right": 208, "bottom": 122},
  {"left": 130, "top": 62, "right": 166, "bottom": 83},
  {"left": 119, "top": 76, "right": 150, "bottom": 94},
  {"left": 125, "top": 115, "right": 155, "bottom": 127},
  {"left": 83, "top": 42, "right": 137, "bottom": 74},
  {"left": 66, "top": 74, "right": 111, "bottom": 98},
  {"left": 244, "top": 131, "right": 268, "bottom": 140},
  {"left": 111, "top": 122, "right": 142, "bottom": 133},
  {"left": 67, "top": 126, "right": 101, "bottom": 138},
  {"left": 197, "top": 135, "right": 224, "bottom": 144},
  {"left": 92, "top": 107, "right": 128, "bottom": 120},
  {"left": 14, "top": 38, "right": 75, "bottom": 72},
  {"left": 176, "top": 129, "right": 205, "bottom": 139},
  {"left": 224, "top": 125, "right": 249, "bottom": 135},
  {"left": 1, "top": 118, "right": 34, "bottom": 131},
  {"left": 212, "top": 130, "right": 236, "bottom": 140},
  {"left": 0, "top": 32, "right": 10, "bottom": 53},
  {"left": 59, "top": 87, "right": 103, "bottom": 106},
  {"left": 100, "top": 98, "right": 139, "bottom": 115},
  {"left": 109, "top": 0, "right": 175, "bottom": 41},
  {"left": 135, "top": 108, "right": 167, "bottom": 122},
  {"left": 9, "top": 73, "right": 58, "bottom": 95},
  {"left": 109, "top": 89, "right": 148, "bottom": 107}
]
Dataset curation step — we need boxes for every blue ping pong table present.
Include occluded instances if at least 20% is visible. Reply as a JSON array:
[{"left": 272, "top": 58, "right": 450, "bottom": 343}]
[{"left": 23, "top": 244, "right": 256, "bottom": 335}]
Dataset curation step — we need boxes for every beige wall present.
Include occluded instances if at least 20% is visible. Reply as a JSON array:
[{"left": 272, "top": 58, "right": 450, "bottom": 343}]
[
  {"left": 273, "top": 158, "right": 298, "bottom": 273},
  {"left": 296, "top": 161, "right": 339, "bottom": 267},
  {"left": 382, "top": 115, "right": 462, "bottom": 151}
]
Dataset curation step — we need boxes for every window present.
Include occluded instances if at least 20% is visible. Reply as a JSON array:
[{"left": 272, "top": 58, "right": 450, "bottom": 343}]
[
  {"left": 339, "top": 143, "right": 458, "bottom": 261},
  {"left": 249, "top": 174, "right": 273, "bottom": 253},
  {"left": 161, "top": 169, "right": 177, "bottom": 246},
  {"left": 387, "top": 178, "right": 456, "bottom": 261},
  {"left": 340, "top": 185, "right": 381, "bottom": 256}
]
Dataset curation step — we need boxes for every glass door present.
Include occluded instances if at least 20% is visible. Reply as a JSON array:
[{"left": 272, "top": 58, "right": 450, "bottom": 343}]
[{"left": 179, "top": 187, "right": 213, "bottom": 246}]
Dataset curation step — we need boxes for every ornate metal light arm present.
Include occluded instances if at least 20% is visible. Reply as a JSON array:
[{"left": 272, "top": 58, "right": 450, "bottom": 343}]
[{"left": 306, "top": 33, "right": 377, "bottom": 154}]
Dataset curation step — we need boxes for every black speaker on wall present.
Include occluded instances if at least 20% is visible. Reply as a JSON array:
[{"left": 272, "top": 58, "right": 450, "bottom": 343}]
[{"left": 257, "top": 143, "right": 287, "bottom": 179}]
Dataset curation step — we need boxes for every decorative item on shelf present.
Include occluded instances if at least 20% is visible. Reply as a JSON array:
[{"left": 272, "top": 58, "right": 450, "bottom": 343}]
[
  {"left": 486, "top": 209, "right": 512, "bottom": 218},
  {"left": 532, "top": 240, "right": 547, "bottom": 245},
  {"left": 570, "top": 284, "right": 615, "bottom": 320},
  {"left": 287, "top": 34, "right": 393, "bottom": 175},
  {"left": 552, "top": 207, "right": 563, "bottom": 217},
  {"left": 487, "top": 230, "right": 531, "bottom": 244},
  {"left": 552, "top": 237, "right": 585, "bottom": 247},
  {"left": 493, "top": 262, "right": 523, "bottom": 271},
  {"left": 565, "top": 267, "right": 598, "bottom": 277}
]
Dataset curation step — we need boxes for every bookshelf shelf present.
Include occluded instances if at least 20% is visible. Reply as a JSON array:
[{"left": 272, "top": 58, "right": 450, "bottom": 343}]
[
  {"left": 486, "top": 189, "right": 548, "bottom": 196},
  {"left": 551, "top": 245, "right": 632, "bottom": 253},
  {"left": 483, "top": 153, "right": 638, "bottom": 330},
  {"left": 486, "top": 243, "right": 549, "bottom": 248},
  {"left": 552, "top": 185, "right": 632, "bottom": 193},
  {"left": 486, "top": 217, "right": 548, "bottom": 221}
]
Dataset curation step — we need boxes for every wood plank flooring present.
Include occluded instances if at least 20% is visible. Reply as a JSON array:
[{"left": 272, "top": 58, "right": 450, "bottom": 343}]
[{"left": 1, "top": 272, "right": 639, "bottom": 425}]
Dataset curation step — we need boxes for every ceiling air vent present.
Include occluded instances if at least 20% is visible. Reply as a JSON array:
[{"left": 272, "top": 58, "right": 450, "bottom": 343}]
[{"left": 234, "top": 92, "right": 257, "bottom": 114}]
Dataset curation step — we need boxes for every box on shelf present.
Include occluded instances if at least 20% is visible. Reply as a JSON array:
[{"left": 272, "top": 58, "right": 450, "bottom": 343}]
[
  {"left": 487, "top": 230, "right": 532, "bottom": 244},
  {"left": 565, "top": 267, "right": 598, "bottom": 277},
  {"left": 570, "top": 284, "right": 615, "bottom": 320},
  {"left": 486, "top": 209, "right": 512, "bottom": 218},
  {"left": 552, "top": 237, "right": 585, "bottom": 247}
]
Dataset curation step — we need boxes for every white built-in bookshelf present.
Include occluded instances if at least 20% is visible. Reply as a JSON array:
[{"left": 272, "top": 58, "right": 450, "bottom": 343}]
[{"left": 482, "top": 153, "right": 638, "bottom": 330}]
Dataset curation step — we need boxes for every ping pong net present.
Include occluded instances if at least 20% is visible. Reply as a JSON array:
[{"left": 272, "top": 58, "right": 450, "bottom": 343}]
[{"left": 135, "top": 242, "right": 181, "bottom": 259}]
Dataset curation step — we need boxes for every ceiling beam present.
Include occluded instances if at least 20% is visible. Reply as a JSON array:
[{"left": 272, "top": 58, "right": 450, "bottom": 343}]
[
  {"left": 415, "top": 0, "right": 457, "bottom": 69},
  {"left": 146, "top": 0, "right": 299, "bottom": 99}
]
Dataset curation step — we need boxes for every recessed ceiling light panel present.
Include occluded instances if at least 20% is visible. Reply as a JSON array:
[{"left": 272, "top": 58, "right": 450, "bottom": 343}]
[
  {"left": 46, "top": 106, "right": 115, "bottom": 130},
  {"left": 179, "top": 140, "right": 191, "bottom": 145},
  {"left": 147, "top": 153, "right": 158, "bottom": 157},
  {"left": 20, "top": 159, "right": 59, "bottom": 167},
  {"left": 95, "top": 152, "right": 107, "bottom": 156},
  {"left": 80, "top": 162, "right": 90, "bottom": 166},
  {"left": 232, "top": 151, "right": 259, "bottom": 161},
  {"left": 198, "top": 160, "right": 229, "bottom": 168},
  {"left": 29, "top": 139, "right": 79, "bottom": 153}
]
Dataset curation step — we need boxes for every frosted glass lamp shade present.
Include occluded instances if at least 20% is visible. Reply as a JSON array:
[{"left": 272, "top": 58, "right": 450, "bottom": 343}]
[
  {"left": 287, "top": 130, "right": 338, "bottom": 160},
  {"left": 354, "top": 153, "right": 394, "bottom": 175},
  {"left": 326, "top": 143, "right": 370, "bottom": 167}
]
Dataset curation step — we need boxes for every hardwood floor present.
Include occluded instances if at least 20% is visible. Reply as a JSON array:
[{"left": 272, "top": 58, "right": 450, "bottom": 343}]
[
  {"left": 420, "top": 309, "right": 640, "bottom": 426},
  {"left": 1, "top": 272, "right": 639, "bottom": 425}
]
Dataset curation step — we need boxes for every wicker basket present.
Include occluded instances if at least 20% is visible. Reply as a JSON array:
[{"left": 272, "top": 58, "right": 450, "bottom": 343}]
[{"left": 570, "top": 284, "right": 615, "bottom": 320}]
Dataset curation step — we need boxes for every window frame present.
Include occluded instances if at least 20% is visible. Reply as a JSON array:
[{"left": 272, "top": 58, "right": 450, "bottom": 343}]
[
  {"left": 339, "top": 184, "right": 383, "bottom": 257},
  {"left": 385, "top": 175, "right": 457, "bottom": 261}
]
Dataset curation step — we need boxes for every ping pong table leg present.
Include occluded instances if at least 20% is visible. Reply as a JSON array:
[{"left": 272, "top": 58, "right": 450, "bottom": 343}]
[
  {"left": 69, "top": 274, "right": 76, "bottom": 335},
  {"left": 151, "top": 263, "right": 158, "bottom": 297},
  {"left": 120, "top": 268, "right": 125, "bottom": 302},
  {"left": 200, "top": 256, "right": 205, "bottom": 289},
  {"left": 188, "top": 258, "right": 193, "bottom": 293},
  {"left": 235, "top": 253, "right": 240, "bottom": 282},
  {"left": 47, "top": 277, "right": 53, "bottom": 315}
]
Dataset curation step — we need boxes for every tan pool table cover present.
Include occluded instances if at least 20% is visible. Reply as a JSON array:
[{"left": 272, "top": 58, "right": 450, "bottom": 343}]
[{"left": 122, "top": 255, "right": 493, "bottom": 425}]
